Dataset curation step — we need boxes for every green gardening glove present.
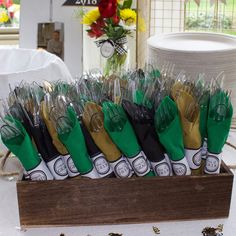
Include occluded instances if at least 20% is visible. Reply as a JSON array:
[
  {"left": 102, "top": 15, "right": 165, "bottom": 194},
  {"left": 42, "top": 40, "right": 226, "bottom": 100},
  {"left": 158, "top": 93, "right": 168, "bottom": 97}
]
[
  {"left": 205, "top": 91, "right": 233, "bottom": 174},
  {"left": 1, "top": 117, "right": 53, "bottom": 181},
  {"left": 102, "top": 102, "right": 154, "bottom": 177},
  {"left": 58, "top": 106, "right": 99, "bottom": 179},
  {"left": 155, "top": 96, "right": 191, "bottom": 176}
]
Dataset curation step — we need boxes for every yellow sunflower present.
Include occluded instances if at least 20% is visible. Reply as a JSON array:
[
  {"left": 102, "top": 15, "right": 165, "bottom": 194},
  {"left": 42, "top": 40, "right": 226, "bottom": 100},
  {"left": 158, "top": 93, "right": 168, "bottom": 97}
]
[
  {"left": 82, "top": 8, "right": 100, "bottom": 26},
  {"left": 0, "top": 9, "right": 9, "bottom": 24},
  {"left": 120, "top": 9, "right": 137, "bottom": 26}
]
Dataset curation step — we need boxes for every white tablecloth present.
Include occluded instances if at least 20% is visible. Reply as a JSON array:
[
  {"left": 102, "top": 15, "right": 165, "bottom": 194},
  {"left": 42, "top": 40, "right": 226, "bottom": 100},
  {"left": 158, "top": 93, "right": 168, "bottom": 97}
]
[{"left": 0, "top": 132, "right": 235, "bottom": 236}]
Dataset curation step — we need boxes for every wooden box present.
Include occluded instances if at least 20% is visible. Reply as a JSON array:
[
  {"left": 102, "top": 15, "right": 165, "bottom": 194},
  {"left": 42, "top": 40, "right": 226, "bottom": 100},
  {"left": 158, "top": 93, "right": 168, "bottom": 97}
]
[{"left": 17, "top": 161, "right": 234, "bottom": 228}]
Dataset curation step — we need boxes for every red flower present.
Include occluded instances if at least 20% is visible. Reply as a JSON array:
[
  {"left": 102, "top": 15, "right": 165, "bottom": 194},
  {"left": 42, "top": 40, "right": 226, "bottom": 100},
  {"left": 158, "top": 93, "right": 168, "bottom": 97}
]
[
  {"left": 96, "top": 18, "right": 106, "bottom": 28},
  {"left": 98, "top": 0, "right": 117, "bottom": 18},
  {"left": 0, "top": 0, "right": 4, "bottom": 6},
  {"left": 5, "top": 0, "right": 13, "bottom": 8},
  {"left": 112, "top": 15, "right": 120, "bottom": 25},
  {"left": 88, "top": 23, "right": 105, "bottom": 39}
]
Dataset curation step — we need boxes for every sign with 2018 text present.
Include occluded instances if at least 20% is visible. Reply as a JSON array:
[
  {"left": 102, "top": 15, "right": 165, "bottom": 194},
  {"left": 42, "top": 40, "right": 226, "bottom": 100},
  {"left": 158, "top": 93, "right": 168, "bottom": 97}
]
[{"left": 63, "top": 0, "right": 100, "bottom": 6}]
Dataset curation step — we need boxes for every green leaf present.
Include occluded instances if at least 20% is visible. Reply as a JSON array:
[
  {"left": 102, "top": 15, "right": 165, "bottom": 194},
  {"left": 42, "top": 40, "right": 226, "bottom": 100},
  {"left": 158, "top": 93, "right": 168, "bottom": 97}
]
[
  {"left": 117, "top": 3, "right": 123, "bottom": 9},
  {"left": 123, "top": 0, "right": 132, "bottom": 9}
]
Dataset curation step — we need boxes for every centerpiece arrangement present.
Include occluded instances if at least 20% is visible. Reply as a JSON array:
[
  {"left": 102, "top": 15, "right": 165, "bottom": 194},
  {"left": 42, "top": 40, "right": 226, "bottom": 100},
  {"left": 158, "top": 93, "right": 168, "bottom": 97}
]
[
  {"left": 81, "top": 0, "right": 137, "bottom": 75},
  {"left": 1, "top": 66, "right": 233, "bottom": 227}
]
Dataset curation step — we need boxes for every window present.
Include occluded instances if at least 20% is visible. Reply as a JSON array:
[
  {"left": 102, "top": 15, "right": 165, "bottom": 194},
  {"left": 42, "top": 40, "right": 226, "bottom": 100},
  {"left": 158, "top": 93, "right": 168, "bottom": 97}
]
[
  {"left": 150, "top": 0, "right": 236, "bottom": 36},
  {"left": 185, "top": 0, "right": 236, "bottom": 35},
  {"left": 150, "top": 0, "right": 185, "bottom": 35}
]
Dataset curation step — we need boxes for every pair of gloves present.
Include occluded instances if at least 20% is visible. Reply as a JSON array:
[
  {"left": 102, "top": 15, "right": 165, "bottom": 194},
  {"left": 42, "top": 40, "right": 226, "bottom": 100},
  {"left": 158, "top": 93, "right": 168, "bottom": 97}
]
[
  {"left": 58, "top": 105, "right": 117, "bottom": 179},
  {"left": 41, "top": 101, "right": 80, "bottom": 178},
  {"left": 102, "top": 102, "right": 154, "bottom": 177},
  {"left": 172, "top": 85, "right": 233, "bottom": 174},
  {"left": 9, "top": 101, "right": 68, "bottom": 180},
  {"left": 26, "top": 112, "right": 69, "bottom": 180},
  {"left": 122, "top": 99, "right": 172, "bottom": 176},
  {"left": 2, "top": 116, "right": 54, "bottom": 181},
  {"left": 82, "top": 102, "right": 134, "bottom": 178},
  {"left": 57, "top": 106, "right": 101, "bottom": 179}
]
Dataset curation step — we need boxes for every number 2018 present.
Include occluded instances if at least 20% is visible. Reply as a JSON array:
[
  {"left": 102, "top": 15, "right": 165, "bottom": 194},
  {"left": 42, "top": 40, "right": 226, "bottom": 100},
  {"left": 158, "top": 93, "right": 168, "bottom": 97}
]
[{"left": 75, "top": 0, "right": 97, "bottom": 5}]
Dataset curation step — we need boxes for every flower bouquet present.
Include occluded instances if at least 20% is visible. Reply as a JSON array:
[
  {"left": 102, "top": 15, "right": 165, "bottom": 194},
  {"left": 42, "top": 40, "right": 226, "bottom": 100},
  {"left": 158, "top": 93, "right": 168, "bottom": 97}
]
[
  {"left": 0, "top": 0, "right": 20, "bottom": 27},
  {"left": 81, "top": 0, "right": 137, "bottom": 75}
]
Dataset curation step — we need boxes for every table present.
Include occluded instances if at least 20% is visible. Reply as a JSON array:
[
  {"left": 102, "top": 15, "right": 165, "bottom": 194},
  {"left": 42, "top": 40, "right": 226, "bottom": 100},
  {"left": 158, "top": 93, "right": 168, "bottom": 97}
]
[{"left": 0, "top": 131, "right": 236, "bottom": 236}]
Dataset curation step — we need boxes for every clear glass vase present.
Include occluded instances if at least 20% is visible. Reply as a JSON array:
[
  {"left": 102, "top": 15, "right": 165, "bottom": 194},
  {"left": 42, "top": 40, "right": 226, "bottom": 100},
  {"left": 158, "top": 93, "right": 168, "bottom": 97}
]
[{"left": 103, "top": 44, "right": 128, "bottom": 76}]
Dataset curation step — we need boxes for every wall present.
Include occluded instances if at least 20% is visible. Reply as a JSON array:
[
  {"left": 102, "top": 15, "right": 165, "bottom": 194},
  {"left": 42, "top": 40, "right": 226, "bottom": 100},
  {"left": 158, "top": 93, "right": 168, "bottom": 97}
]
[{"left": 19, "top": 0, "right": 83, "bottom": 77}]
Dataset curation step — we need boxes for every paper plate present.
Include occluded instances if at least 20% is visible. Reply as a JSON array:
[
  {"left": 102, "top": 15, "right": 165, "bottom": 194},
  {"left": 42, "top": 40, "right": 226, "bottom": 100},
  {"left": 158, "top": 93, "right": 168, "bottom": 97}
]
[{"left": 148, "top": 32, "right": 236, "bottom": 53}]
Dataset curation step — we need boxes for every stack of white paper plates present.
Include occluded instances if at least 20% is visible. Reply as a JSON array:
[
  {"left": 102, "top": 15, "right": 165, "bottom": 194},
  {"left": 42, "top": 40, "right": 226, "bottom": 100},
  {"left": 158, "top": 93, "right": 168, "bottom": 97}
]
[{"left": 147, "top": 32, "right": 236, "bottom": 114}]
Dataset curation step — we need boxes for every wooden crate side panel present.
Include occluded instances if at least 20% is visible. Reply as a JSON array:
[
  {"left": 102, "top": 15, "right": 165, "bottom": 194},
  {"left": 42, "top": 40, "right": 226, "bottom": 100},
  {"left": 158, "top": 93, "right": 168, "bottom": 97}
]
[{"left": 17, "top": 173, "right": 234, "bottom": 227}]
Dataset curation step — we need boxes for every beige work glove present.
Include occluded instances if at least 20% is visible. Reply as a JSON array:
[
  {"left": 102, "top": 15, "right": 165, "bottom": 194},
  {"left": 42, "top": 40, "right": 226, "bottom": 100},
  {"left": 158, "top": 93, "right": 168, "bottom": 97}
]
[
  {"left": 172, "top": 86, "right": 202, "bottom": 175},
  {"left": 82, "top": 102, "right": 133, "bottom": 178}
]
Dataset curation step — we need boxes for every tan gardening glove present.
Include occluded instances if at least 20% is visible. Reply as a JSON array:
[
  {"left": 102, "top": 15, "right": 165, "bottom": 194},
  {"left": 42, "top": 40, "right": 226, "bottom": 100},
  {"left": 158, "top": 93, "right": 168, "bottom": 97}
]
[
  {"left": 40, "top": 101, "right": 68, "bottom": 155},
  {"left": 172, "top": 87, "right": 202, "bottom": 175},
  {"left": 82, "top": 102, "right": 133, "bottom": 178}
]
